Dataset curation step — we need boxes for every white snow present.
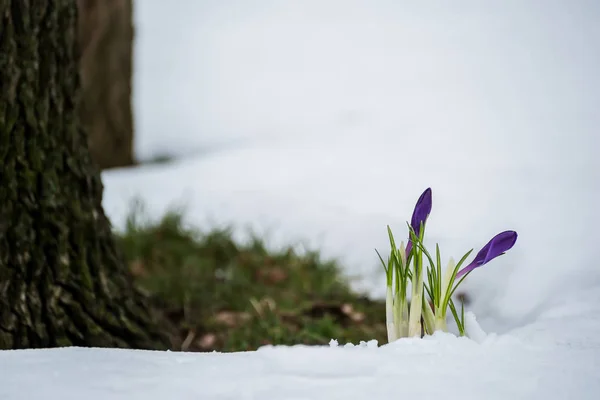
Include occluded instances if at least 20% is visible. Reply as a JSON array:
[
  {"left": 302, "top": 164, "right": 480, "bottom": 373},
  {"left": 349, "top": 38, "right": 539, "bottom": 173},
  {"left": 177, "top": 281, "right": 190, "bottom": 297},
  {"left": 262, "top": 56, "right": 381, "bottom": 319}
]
[
  {"left": 3, "top": 1, "right": 600, "bottom": 398},
  {"left": 463, "top": 312, "right": 488, "bottom": 344},
  {"left": 2, "top": 305, "right": 600, "bottom": 399}
]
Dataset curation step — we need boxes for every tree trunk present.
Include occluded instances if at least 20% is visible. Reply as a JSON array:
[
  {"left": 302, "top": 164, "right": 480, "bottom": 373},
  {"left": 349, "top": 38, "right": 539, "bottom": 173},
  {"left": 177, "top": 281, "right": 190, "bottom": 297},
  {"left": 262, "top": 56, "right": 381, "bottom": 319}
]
[
  {"left": 0, "top": 0, "right": 166, "bottom": 350},
  {"left": 77, "top": 0, "right": 135, "bottom": 170}
]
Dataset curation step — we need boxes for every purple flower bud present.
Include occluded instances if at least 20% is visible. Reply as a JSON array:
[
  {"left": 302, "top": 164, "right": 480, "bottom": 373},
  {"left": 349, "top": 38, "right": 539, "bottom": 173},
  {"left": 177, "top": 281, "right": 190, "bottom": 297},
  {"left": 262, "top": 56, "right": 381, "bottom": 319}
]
[
  {"left": 456, "top": 230, "right": 518, "bottom": 278},
  {"left": 405, "top": 188, "right": 432, "bottom": 257}
]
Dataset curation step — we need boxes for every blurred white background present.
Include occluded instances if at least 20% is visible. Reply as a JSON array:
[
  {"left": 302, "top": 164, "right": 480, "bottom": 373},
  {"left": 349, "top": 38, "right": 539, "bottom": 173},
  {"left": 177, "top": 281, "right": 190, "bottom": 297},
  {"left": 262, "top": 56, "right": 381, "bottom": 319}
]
[{"left": 104, "top": 1, "right": 600, "bottom": 332}]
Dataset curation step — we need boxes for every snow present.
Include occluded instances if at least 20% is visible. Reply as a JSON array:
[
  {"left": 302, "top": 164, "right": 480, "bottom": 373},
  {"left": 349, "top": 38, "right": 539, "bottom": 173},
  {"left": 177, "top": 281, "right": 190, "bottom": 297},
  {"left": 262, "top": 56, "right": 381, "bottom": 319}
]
[
  {"left": 3, "top": 1, "right": 600, "bottom": 398},
  {"left": 463, "top": 312, "right": 488, "bottom": 344},
  {"left": 2, "top": 305, "right": 600, "bottom": 399}
]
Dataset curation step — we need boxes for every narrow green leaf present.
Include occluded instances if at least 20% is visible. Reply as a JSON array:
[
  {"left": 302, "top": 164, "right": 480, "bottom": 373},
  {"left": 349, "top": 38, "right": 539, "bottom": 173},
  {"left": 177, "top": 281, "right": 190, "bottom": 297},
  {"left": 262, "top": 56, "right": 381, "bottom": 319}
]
[
  {"left": 454, "top": 248, "right": 474, "bottom": 272},
  {"left": 435, "top": 244, "right": 442, "bottom": 303},
  {"left": 448, "top": 298, "right": 464, "bottom": 336},
  {"left": 447, "top": 270, "right": 471, "bottom": 300},
  {"left": 387, "top": 225, "right": 397, "bottom": 252},
  {"left": 442, "top": 249, "right": 474, "bottom": 309},
  {"left": 424, "top": 280, "right": 433, "bottom": 300},
  {"left": 375, "top": 248, "right": 388, "bottom": 275},
  {"left": 426, "top": 268, "right": 435, "bottom": 301},
  {"left": 461, "top": 298, "right": 465, "bottom": 335}
]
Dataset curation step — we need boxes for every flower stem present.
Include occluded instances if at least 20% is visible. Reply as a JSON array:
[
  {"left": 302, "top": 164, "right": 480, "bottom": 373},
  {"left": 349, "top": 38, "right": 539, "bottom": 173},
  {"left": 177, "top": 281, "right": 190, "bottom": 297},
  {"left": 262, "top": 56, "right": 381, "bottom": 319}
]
[
  {"left": 434, "top": 314, "right": 448, "bottom": 332},
  {"left": 408, "top": 247, "right": 423, "bottom": 337},
  {"left": 386, "top": 286, "right": 397, "bottom": 342},
  {"left": 395, "top": 296, "right": 409, "bottom": 338},
  {"left": 422, "top": 298, "right": 435, "bottom": 335}
]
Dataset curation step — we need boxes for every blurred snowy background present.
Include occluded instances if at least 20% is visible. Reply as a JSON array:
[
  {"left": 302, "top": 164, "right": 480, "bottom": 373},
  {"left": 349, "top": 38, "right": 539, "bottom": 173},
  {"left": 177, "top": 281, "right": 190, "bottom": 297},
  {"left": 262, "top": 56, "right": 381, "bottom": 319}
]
[{"left": 102, "top": 0, "right": 600, "bottom": 334}]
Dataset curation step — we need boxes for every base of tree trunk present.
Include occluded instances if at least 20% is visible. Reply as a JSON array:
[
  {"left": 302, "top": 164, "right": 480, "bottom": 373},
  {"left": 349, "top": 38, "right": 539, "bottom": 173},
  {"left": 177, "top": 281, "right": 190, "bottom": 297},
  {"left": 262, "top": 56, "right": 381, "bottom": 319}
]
[{"left": 0, "top": 0, "right": 167, "bottom": 350}]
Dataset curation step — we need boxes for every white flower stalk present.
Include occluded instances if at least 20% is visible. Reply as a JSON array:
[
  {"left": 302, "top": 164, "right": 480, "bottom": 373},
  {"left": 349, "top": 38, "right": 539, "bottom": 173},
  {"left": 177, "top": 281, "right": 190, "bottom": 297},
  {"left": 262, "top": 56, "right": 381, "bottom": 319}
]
[
  {"left": 408, "top": 289, "right": 422, "bottom": 337},
  {"left": 408, "top": 233, "right": 424, "bottom": 337},
  {"left": 394, "top": 241, "right": 409, "bottom": 338},
  {"left": 434, "top": 257, "right": 456, "bottom": 332},
  {"left": 393, "top": 292, "right": 409, "bottom": 338},
  {"left": 422, "top": 296, "right": 435, "bottom": 335},
  {"left": 379, "top": 235, "right": 411, "bottom": 342},
  {"left": 378, "top": 229, "right": 406, "bottom": 343},
  {"left": 395, "top": 295, "right": 409, "bottom": 338},
  {"left": 386, "top": 285, "right": 397, "bottom": 342}
]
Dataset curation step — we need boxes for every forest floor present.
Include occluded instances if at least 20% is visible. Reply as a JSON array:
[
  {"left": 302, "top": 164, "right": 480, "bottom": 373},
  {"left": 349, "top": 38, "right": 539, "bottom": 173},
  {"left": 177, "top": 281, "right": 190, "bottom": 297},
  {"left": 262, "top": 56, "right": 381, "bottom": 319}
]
[{"left": 116, "top": 206, "right": 389, "bottom": 352}]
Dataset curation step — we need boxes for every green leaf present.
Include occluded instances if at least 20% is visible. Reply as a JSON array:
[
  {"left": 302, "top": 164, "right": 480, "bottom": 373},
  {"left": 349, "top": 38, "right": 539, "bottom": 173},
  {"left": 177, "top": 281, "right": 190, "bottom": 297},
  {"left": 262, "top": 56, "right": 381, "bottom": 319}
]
[
  {"left": 435, "top": 244, "right": 442, "bottom": 304},
  {"left": 426, "top": 268, "right": 435, "bottom": 301},
  {"left": 375, "top": 248, "right": 387, "bottom": 275},
  {"left": 461, "top": 298, "right": 465, "bottom": 335},
  {"left": 448, "top": 298, "right": 464, "bottom": 336},
  {"left": 448, "top": 270, "right": 471, "bottom": 301},
  {"left": 413, "top": 239, "right": 438, "bottom": 305},
  {"left": 442, "top": 248, "right": 473, "bottom": 310},
  {"left": 454, "top": 248, "right": 474, "bottom": 273},
  {"left": 387, "top": 225, "right": 397, "bottom": 252},
  {"left": 424, "top": 280, "right": 433, "bottom": 300}
]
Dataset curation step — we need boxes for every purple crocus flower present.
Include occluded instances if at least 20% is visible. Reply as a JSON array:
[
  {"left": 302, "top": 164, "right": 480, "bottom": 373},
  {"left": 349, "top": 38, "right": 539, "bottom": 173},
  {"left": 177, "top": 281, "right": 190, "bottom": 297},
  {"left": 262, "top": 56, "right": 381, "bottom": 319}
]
[
  {"left": 456, "top": 230, "right": 518, "bottom": 278},
  {"left": 405, "top": 188, "right": 432, "bottom": 257}
]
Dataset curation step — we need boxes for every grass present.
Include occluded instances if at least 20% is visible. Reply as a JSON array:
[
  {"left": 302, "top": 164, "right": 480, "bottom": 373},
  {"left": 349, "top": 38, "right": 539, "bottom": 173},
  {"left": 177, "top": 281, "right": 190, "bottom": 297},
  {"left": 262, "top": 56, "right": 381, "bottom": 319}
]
[{"left": 115, "top": 204, "right": 387, "bottom": 352}]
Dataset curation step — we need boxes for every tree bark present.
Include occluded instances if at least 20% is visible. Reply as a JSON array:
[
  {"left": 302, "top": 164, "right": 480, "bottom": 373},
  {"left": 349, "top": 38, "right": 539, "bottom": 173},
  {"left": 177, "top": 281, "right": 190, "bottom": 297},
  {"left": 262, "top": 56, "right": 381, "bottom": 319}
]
[
  {"left": 0, "top": 0, "right": 166, "bottom": 349},
  {"left": 77, "top": 0, "right": 135, "bottom": 170}
]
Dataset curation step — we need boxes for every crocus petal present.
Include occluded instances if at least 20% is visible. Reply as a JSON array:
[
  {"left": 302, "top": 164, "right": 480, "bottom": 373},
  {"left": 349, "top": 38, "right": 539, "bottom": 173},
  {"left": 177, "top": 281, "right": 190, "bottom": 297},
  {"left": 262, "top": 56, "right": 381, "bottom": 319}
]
[
  {"left": 456, "top": 230, "right": 518, "bottom": 278},
  {"left": 405, "top": 241, "right": 413, "bottom": 258},
  {"left": 411, "top": 188, "right": 432, "bottom": 236},
  {"left": 405, "top": 188, "right": 432, "bottom": 258}
]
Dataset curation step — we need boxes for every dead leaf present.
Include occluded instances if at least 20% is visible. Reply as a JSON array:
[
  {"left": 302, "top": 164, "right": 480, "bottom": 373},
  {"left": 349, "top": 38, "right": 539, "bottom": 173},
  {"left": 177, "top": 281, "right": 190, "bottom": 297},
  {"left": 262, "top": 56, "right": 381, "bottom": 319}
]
[
  {"left": 181, "top": 329, "right": 196, "bottom": 351},
  {"left": 250, "top": 297, "right": 277, "bottom": 317},
  {"left": 256, "top": 266, "right": 288, "bottom": 284},
  {"left": 341, "top": 303, "right": 365, "bottom": 323},
  {"left": 197, "top": 333, "right": 217, "bottom": 350},
  {"left": 129, "top": 259, "right": 146, "bottom": 277},
  {"left": 214, "top": 311, "right": 251, "bottom": 327}
]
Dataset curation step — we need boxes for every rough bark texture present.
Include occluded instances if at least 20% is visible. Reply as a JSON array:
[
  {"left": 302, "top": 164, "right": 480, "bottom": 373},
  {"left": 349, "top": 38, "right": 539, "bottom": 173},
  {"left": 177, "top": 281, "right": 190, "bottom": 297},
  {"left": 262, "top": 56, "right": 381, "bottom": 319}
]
[
  {"left": 0, "top": 0, "right": 166, "bottom": 349},
  {"left": 77, "top": 0, "right": 134, "bottom": 170}
]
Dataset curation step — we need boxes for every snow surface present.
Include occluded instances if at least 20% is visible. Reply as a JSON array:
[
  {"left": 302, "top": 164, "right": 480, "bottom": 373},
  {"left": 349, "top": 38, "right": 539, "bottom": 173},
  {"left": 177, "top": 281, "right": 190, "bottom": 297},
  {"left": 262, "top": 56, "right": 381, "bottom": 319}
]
[
  {"left": 3, "top": 1, "right": 600, "bottom": 399},
  {"left": 2, "top": 295, "right": 600, "bottom": 399}
]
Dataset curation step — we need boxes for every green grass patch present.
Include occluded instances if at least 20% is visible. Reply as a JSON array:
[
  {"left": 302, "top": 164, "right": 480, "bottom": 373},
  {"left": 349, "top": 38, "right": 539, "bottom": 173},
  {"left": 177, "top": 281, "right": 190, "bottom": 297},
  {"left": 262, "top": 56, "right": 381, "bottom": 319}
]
[{"left": 115, "top": 205, "right": 387, "bottom": 352}]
